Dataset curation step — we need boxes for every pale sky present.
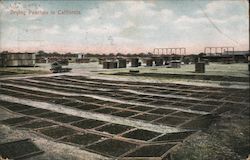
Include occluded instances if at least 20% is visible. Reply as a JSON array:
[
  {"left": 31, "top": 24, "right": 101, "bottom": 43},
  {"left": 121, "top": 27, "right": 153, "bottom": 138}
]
[{"left": 0, "top": 0, "right": 249, "bottom": 54}]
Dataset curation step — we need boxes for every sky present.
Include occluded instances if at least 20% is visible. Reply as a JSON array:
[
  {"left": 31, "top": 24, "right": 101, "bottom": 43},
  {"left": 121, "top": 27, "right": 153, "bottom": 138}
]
[{"left": 0, "top": 0, "right": 249, "bottom": 54}]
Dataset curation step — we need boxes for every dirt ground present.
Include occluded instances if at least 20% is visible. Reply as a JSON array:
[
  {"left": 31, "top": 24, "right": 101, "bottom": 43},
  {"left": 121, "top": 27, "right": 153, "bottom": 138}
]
[{"left": 0, "top": 62, "right": 249, "bottom": 159}]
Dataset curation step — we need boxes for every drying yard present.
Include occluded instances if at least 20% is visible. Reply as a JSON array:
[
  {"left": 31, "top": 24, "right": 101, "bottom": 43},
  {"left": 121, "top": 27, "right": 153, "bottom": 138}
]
[
  {"left": 0, "top": 62, "right": 249, "bottom": 159},
  {"left": 0, "top": 61, "right": 249, "bottom": 159}
]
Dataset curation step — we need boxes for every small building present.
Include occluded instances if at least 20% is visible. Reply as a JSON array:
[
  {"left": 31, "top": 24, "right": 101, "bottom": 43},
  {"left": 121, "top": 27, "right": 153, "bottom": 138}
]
[
  {"left": 118, "top": 59, "right": 127, "bottom": 68},
  {"left": 103, "top": 61, "right": 118, "bottom": 69},
  {"left": 170, "top": 60, "right": 181, "bottom": 68},
  {"left": 145, "top": 58, "right": 153, "bottom": 66},
  {"left": 0, "top": 52, "right": 36, "bottom": 67},
  {"left": 131, "top": 58, "right": 139, "bottom": 67},
  {"left": 154, "top": 58, "right": 164, "bottom": 66},
  {"left": 195, "top": 62, "right": 205, "bottom": 73}
]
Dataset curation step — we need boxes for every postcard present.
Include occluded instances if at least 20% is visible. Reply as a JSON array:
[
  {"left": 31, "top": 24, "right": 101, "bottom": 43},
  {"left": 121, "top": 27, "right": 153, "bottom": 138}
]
[{"left": 0, "top": 1, "right": 249, "bottom": 160}]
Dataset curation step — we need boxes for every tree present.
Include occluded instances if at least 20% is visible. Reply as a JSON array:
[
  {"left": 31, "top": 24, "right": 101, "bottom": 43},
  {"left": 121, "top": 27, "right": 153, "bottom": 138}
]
[{"left": 37, "top": 50, "right": 47, "bottom": 56}]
